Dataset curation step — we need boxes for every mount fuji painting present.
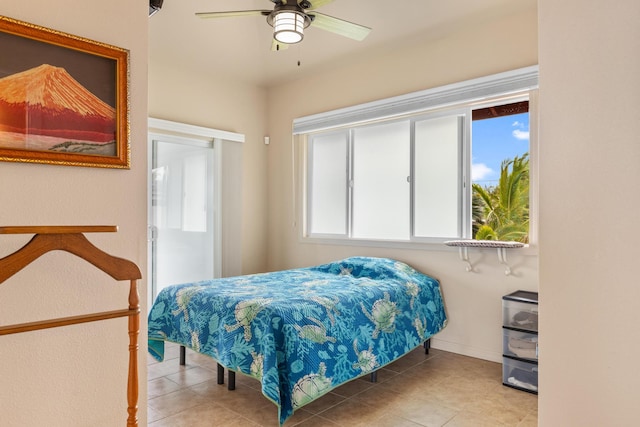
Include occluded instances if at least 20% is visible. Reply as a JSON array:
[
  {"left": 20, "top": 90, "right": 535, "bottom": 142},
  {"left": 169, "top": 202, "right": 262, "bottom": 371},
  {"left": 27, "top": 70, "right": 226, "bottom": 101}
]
[
  {"left": 0, "top": 63, "right": 117, "bottom": 156},
  {"left": 0, "top": 15, "right": 129, "bottom": 168}
]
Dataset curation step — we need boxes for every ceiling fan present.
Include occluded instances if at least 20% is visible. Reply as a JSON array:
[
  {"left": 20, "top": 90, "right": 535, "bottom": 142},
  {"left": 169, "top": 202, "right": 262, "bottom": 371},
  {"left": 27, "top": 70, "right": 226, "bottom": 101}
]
[{"left": 196, "top": 0, "right": 371, "bottom": 51}]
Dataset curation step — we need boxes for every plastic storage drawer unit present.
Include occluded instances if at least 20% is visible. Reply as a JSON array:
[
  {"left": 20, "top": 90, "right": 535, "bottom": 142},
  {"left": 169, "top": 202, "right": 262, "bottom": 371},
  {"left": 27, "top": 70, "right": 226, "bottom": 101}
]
[{"left": 502, "top": 290, "right": 538, "bottom": 394}]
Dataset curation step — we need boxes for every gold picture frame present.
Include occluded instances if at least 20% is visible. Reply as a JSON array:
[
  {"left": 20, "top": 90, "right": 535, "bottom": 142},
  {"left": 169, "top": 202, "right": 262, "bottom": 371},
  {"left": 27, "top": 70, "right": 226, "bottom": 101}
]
[{"left": 0, "top": 16, "right": 130, "bottom": 168}]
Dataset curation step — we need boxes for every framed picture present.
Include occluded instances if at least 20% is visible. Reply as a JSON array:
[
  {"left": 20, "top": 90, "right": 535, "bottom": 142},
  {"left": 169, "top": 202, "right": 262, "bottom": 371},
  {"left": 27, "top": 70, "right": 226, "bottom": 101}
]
[{"left": 0, "top": 16, "right": 130, "bottom": 168}]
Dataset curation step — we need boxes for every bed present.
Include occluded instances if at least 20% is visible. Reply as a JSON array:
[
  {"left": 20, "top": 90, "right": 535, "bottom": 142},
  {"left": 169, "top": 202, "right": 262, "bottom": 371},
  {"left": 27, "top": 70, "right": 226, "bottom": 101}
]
[{"left": 148, "top": 256, "right": 447, "bottom": 425}]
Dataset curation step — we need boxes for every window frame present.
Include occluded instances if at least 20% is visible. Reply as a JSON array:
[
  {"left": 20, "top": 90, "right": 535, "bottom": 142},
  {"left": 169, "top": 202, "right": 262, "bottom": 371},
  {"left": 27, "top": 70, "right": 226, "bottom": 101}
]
[
  {"left": 295, "top": 67, "right": 539, "bottom": 251},
  {"left": 410, "top": 108, "right": 468, "bottom": 243}
]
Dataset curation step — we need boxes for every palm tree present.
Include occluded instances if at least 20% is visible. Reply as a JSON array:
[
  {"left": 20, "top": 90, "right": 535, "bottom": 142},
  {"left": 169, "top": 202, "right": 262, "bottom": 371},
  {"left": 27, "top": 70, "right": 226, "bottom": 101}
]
[
  {"left": 471, "top": 191, "right": 486, "bottom": 237},
  {"left": 472, "top": 153, "right": 529, "bottom": 243}
]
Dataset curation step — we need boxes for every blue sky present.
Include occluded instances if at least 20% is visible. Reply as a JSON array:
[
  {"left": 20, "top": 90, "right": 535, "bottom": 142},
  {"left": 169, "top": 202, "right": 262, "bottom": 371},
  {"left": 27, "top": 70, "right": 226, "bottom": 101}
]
[{"left": 471, "top": 112, "right": 529, "bottom": 187}]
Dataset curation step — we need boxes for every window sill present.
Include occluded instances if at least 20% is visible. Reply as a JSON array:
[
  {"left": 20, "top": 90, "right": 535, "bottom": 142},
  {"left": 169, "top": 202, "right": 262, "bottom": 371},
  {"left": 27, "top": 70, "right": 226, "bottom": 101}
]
[{"left": 300, "top": 235, "right": 538, "bottom": 257}]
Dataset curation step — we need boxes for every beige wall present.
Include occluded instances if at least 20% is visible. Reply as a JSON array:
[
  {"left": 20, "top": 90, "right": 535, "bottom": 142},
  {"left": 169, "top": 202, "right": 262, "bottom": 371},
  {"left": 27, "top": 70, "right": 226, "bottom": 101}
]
[
  {"left": 6, "top": 0, "right": 638, "bottom": 424},
  {"left": 265, "top": 3, "right": 539, "bottom": 362},
  {"left": 148, "top": 59, "right": 269, "bottom": 275},
  {"left": 0, "top": 2, "right": 148, "bottom": 426},
  {"left": 538, "top": 0, "right": 640, "bottom": 424}
]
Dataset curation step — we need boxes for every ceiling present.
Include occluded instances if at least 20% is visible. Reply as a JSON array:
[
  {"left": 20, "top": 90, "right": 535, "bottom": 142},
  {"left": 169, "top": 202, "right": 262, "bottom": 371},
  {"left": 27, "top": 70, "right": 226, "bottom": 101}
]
[{"left": 149, "top": 0, "right": 530, "bottom": 88}]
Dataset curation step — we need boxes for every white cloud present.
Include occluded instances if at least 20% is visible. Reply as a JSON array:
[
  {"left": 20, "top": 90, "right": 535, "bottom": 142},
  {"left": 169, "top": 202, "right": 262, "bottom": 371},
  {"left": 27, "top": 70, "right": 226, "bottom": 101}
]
[
  {"left": 512, "top": 129, "right": 530, "bottom": 140},
  {"left": 512, "top": 120, "right": 529, "bottom": 141},
  {"left": 472, "top": 163, "right": 493, "bottom": 181}
]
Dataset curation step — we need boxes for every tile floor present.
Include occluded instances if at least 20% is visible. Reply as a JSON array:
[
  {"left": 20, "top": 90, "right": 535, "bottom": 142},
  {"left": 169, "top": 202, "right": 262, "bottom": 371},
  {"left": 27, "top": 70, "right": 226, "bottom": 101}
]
[{"left": 148, "top": 343, "right": 537, "bottom": 427}]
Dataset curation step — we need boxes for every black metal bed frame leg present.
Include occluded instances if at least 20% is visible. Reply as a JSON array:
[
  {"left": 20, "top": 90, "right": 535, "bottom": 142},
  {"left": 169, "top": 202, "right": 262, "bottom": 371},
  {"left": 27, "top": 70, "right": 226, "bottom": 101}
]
[
  {"left": 179, "top": 346, "right": 235, "bottom": 391},
  {"left": 424, "top": 338, "right": 431, "bottom": 354},
  {"left": 216, "top": 363, "right": 235, "bottom": 390},
  {"left": 217, "top": 363, "right": 224, "bottom": 385},
  {"left": 370, "top": 371, "right": 378, "bottom": 383},
  {"left": 228, "top": 370, "right": 236, "bottom": 390}
]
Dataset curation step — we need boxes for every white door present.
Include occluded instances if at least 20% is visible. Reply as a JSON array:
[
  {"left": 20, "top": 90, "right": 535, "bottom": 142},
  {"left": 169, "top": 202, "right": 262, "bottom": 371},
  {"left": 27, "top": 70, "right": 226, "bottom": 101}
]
[{"left": 150, "top": 138, "right": 216, "bottom": 299}]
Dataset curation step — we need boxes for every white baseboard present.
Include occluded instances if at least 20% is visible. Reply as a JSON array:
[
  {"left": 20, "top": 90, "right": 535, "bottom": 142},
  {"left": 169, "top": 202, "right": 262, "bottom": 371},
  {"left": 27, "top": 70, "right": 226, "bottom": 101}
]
[{"left": 430, "top": 338, "right": 502, "bottom": 363}]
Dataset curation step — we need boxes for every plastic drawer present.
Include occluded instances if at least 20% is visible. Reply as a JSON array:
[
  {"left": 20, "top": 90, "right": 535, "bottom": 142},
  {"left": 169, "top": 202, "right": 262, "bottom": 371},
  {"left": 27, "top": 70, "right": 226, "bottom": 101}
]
[
  {"left": 503, "top": 291, "right": 538, "bottom": 332},
  {"left": 503, "top": 355, "right": 538, "bottom": 394},
  {"left": 503, "top": 327, "right": 538, "bottom": 360}
]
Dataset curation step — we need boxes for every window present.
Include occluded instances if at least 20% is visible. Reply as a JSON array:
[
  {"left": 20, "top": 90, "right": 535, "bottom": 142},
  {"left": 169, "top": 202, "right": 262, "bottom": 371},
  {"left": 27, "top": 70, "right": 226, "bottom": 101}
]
[
  {"left": 295, "top": 67, "right": 537, "bottom": 246},
  {"left": 471, "top": 101, "right": 530, "bottom": 243}
]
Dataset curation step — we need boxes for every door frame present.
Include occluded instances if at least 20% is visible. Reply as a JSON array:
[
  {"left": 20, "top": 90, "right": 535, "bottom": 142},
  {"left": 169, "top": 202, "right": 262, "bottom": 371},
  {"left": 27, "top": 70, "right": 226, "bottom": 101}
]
[{"left": 147, "top": 118, "right": 244, "bottom": 307}]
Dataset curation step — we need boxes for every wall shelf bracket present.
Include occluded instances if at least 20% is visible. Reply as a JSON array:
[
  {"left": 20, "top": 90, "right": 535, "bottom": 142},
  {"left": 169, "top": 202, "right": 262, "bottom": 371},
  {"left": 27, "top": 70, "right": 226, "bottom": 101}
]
[
  {"left": 444, "top": 240, "right": 525, "bottom": 275},
  {"left": 457, "top": 246, "right": 473, "bottom": 272}
]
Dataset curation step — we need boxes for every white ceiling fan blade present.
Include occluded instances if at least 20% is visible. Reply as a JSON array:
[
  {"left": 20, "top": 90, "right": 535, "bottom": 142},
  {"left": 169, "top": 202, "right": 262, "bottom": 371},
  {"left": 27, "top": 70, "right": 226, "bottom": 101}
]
[
  {"left": 305, "top": 0, "right": 335, "bottom": 10},
  {"left": 309, "top": 12, "right": 371, "bottom": 41},
  {"left": 196, "top": 10, "right": 270, "bottom": 19}
]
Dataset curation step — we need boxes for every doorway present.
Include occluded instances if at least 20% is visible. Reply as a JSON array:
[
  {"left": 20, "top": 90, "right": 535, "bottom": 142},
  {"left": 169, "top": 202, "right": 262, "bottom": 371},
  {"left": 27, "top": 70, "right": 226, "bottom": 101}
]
[
  {"left": 148, "top": 118, "right": 245, "bottom": 307},
  {"left": 150, "top": 138, "right": 216, "bottom": 299}
]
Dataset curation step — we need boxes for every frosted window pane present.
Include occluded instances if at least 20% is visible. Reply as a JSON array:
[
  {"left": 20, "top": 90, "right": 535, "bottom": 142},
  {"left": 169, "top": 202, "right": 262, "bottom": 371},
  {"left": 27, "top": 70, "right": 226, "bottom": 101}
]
[
  {"left": 414, "top": 115, "right": 461, "bottom": 238},
  {"left": 309, "top": 132, "right": 348, "bottom": 234},
  {"left": 182, "top": 154, "right": 208, "bottom": 232},
  {"left": 352, "top": 121, "right": 410, "bottom": 240},
  {"left": 152, "top": 140, "right": 215, "bottom": 297}
]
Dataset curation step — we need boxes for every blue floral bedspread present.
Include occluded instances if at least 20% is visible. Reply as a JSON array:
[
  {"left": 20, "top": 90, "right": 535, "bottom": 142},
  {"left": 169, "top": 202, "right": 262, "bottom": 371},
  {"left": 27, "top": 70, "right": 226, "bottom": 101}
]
[{"left": 148, "top": 256, "right": 447, "bottom": 425}]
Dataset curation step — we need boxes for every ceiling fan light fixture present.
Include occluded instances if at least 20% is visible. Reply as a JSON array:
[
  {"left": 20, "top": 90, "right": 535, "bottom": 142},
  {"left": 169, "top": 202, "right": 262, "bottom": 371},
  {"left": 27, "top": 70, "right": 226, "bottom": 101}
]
[{"left": 273, "top": 11, "right": 306, "bottom": 44}]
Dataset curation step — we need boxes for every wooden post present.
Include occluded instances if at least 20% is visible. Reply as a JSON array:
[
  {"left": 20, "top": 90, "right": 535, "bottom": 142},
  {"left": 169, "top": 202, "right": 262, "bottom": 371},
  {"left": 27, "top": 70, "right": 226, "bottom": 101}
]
[{"left": 127, "top": 279, "right": 140, "bottom": 427}]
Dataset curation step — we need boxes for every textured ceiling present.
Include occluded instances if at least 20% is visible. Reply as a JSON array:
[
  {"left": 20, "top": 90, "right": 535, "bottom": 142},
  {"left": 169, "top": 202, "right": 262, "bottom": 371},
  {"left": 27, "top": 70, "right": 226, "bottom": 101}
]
[{"left": 149, "top": 0, "right": 532, "bottom": 88}]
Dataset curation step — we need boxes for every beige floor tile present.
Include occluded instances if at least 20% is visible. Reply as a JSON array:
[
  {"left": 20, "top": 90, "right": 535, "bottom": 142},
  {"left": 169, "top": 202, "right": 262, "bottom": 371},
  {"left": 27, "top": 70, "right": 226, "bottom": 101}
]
[
  {"left": 488, "top": 385, "right": 538, "bottom": 413},
  {"left": 331, "top": 376, "right": 376, "bottom": 398},
  {"left": 350, "top": 386, "right": 405, "bottom": 410},
  {"left": 146, "top": 346, "right": 538, "bottom": 427},
  {"left": 389, "top": 394, "right": 458, "bottom": 427},
  {"left": 291, "top": 415, "right": 340, "bottom": 426},
  {"left": 166, "top": 365, "right": 218, "bottom": 387},
  {"left": 147, "top": 359, "right": 191, "bottom": 381},
  {"left": 190, "top": 379, "right": 272, "bottom": 410},
  {"left": 147, "top": 405, "right": 163, "bottom": 423},
  {"left": 370, "top": 413, "right": 428, "bottom": 427},
  {"left": 148, "top": 376, "right": 183, "bottom": 398},
  {"left": 414, "top": 374, "right": 502, "bottom": 412},
  {"left": 299, "top": 391, "right": 345, "bottom": 414},
  {"left": 148, "top": 401, "right": 257, "bottom": 427},
  {"left": 240, "top": 403, "right": 282, "bottom": 427},
  {"left": 382, "top": 372, "right": 448, "bottom": 407},
  {"left": 162, "top": 342, "right": 184, "bottom": 359},
  {"left": 235, "top": 372, "right": 264, "bottom": 391},
  {"left": 147, "top": 388, "right": 210, "bottom": 418},
  {"left": 461, "top": 380, "right": 537, "bottom": 424},
  {"left": 517, "top": 412, "right": 538, "bottom": 427},
  {"left": 317, "top": 398, "right": 382, "bottom": 426},
  {"left": 444, "top": 410, "right": 510, "bottom": 427},
  {"left": 384, "top": 346, "right": 438, "bottom": 372},
  {"left": 240, "top": 405, "right": 314, "bottom": 427},
  {"left": 185, "top": 351, "right": 224, "bottom": 369},
  {"left": 363, "top": 366, "right": 400, "bottom": 383}
]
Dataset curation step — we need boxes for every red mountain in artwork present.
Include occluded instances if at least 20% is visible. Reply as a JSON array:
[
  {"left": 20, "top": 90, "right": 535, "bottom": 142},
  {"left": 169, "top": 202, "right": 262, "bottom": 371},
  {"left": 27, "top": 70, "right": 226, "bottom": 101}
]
[{"left": 0, "top": 64, "right": 115, "bottom": 144}]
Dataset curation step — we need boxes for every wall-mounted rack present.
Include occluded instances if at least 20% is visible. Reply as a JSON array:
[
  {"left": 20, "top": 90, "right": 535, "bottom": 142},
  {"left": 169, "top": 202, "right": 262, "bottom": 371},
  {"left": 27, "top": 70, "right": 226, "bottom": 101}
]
[{"left": 444, "top": 240, "right": 525, "bottom": 275}]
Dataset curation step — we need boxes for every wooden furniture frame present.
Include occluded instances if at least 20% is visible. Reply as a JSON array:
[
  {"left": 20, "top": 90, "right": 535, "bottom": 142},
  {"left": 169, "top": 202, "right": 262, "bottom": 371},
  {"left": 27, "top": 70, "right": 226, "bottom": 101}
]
[{"left": 0, "top": 226, "right": 142, "bottom": 426}]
